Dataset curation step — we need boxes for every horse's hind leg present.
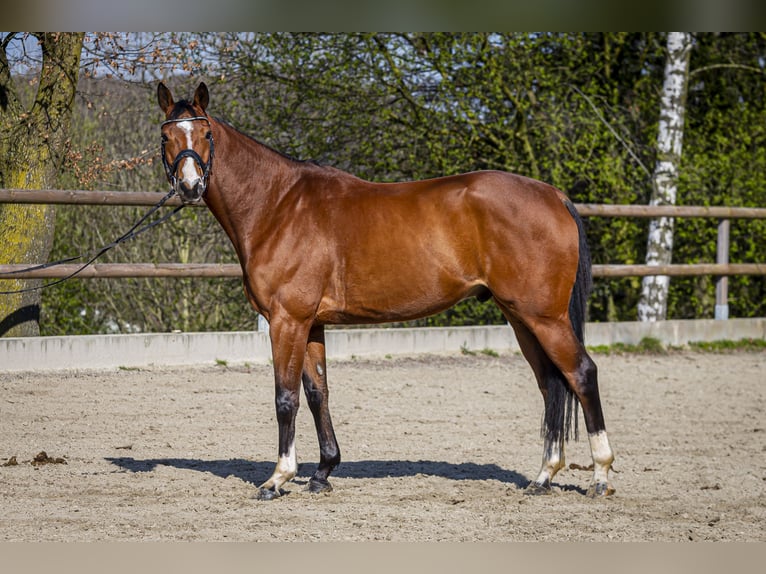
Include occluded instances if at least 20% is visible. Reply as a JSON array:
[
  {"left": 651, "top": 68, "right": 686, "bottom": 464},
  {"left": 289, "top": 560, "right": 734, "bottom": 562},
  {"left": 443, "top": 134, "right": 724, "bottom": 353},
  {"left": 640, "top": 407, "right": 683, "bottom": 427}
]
[
  {"left": 524, "top": 316, "right": 615, "bottom": 497},
  {"left": 507, "top": 318, "right": 568, "bottom": 494},
  {"left": 301, "top": 324, "right": 341, "bottom": 494}
]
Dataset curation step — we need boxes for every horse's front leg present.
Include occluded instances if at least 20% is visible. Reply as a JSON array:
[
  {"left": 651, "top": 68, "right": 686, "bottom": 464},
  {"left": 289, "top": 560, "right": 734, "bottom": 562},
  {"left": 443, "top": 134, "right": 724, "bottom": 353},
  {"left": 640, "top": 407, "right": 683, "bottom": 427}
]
[
  {"left": 301, "top": 324, "right": 341, "bottom": 494},
  {"left": 256, "top": 313, "right": 311, "bottom": 500}
]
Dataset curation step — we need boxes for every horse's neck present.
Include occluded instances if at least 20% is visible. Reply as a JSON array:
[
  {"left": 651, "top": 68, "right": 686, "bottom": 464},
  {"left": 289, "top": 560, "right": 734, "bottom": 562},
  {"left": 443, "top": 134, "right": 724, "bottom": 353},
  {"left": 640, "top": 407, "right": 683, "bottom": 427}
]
[{"left": 203, "top": 120, "right": 298, "bottom": 252}]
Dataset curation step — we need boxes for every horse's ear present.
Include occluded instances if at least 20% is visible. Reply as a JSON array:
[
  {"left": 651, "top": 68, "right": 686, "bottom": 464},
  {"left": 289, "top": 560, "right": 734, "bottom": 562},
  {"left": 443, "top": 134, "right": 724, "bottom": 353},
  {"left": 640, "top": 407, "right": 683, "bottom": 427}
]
[
  {"left": 157, "top": 82, "right": 174, "bottom": 113},
  {"left": 194, "top": 82, "right": 209, "bottom": 112}
]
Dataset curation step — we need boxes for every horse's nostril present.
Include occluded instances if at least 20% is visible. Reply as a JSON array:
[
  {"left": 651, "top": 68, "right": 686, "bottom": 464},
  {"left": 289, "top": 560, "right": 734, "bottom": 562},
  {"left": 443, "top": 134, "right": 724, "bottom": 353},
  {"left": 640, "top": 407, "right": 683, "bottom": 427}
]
[
  {"left": 179, "top": 179, "right": 199, "bottom": 196},
  {"left": 177, "top": 178, "right": 204, "bottom": 203}
]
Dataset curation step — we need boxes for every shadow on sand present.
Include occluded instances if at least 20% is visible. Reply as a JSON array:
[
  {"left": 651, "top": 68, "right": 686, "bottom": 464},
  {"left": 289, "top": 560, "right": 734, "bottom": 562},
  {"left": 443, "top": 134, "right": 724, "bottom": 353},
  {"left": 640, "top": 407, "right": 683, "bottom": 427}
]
[{"left": 106, "top": 456, "right": 533, "bottom": 490}]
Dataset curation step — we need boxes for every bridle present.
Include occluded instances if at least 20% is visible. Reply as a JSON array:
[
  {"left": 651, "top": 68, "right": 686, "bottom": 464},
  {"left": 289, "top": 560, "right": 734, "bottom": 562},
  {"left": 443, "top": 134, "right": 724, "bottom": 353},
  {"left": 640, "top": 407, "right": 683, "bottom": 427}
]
[{"left": 160, "top": 115, "right": 215, "bottom": 194}]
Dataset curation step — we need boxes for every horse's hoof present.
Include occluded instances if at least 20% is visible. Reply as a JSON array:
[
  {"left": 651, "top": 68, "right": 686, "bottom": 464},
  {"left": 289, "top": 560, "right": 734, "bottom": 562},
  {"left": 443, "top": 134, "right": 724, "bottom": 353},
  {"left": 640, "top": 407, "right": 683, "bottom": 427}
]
[
  {"left": 586, "top": 482, "right": 616, "bottom": 498},
  {"left": 524, "top": 482, "right": 553, "bottom": 496},
  {"left": 254, "top": 487, "right": 283, "bottom": 501},
  {"left": 307, "top": 477, "right": 333, "bottom": 494}
]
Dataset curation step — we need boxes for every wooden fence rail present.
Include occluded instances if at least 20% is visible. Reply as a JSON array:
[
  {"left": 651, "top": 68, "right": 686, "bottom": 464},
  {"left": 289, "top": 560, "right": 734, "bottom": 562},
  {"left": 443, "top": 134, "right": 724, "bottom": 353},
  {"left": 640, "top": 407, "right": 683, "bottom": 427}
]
[
  {"left": 2, "top": 189, "right": 765, "bottom": 319},
  {"left": 0, "top": 263, "right": 243, "bottom": 279},
  {"left": 3, "top": 188, "right": 766, "bottom": 218},
  {"left": 1, "top": 263, "right": 765, "bottom": 279}
]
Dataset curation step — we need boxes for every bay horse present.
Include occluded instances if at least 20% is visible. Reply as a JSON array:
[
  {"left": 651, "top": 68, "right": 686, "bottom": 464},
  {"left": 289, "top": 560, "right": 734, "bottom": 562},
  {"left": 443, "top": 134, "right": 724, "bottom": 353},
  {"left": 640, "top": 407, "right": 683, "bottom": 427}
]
[{"left": 157, "top": 82, "right": 615, "bottom": 499}]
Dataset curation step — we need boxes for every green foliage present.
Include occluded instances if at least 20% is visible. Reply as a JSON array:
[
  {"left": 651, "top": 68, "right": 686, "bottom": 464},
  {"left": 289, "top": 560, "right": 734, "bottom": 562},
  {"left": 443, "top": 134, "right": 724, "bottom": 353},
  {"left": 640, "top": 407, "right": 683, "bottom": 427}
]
[
  {"left": 35, "top": 33, "right": 766, "bottom": 334},
  {"left": 206, "top": 33, "right": 670, "bottom": 326},
  {"left": 667, "top": 33, "right": 766, "bottom": 320}
]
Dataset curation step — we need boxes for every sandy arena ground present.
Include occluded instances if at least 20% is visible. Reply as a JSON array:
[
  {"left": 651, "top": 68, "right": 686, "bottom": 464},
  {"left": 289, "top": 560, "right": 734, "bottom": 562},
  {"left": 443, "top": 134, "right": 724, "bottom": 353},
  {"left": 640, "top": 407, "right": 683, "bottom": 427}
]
[{"left": 1, "top": 350, "right": 764, "bottom": 541}]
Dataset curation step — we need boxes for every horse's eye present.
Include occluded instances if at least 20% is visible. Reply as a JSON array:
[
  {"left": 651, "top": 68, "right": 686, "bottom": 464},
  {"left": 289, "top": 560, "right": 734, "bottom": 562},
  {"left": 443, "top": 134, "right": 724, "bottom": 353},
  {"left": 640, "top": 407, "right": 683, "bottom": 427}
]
[
  {"left": 205, "top": 131, "right": 212, "bottom": 140},
  {"left": 161, "top": 134, "right": 169, "bottom": 143}
]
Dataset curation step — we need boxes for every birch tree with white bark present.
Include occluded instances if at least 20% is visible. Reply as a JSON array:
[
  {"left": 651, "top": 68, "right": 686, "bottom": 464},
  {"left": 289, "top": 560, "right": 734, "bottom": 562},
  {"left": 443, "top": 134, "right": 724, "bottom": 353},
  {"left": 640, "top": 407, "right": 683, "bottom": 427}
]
[{"left": 637, "top": 32, "right": 692, "bottom": 322}]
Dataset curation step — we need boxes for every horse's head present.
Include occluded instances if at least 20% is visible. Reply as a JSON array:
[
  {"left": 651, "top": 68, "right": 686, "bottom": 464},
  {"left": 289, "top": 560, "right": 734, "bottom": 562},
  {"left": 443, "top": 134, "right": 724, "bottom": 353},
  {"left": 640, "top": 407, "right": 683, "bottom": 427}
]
[{"left": 157, "top": 82, "right": 214, "bottom": 204}]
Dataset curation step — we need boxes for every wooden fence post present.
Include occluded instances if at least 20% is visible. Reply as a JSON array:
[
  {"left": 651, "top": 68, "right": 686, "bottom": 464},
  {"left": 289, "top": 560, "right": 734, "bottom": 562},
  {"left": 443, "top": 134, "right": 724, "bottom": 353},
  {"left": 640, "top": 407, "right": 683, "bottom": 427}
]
[{"left": 715, "top": 218, "right": 730, "bottom": 320}]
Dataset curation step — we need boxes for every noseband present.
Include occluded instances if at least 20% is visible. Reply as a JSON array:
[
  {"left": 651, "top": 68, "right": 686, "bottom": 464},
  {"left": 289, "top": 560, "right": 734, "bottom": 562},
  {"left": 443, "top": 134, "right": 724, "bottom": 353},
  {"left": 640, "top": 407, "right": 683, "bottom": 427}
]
[{"left": 161, "top": 116, "right": 215, "bottom": 193}]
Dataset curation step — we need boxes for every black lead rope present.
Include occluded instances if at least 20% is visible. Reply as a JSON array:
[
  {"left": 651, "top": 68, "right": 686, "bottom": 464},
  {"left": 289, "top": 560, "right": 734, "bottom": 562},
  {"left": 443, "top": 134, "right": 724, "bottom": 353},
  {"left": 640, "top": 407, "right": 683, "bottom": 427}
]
[{"left": 0, "top": 189, "right": 184, "bottom": 295}]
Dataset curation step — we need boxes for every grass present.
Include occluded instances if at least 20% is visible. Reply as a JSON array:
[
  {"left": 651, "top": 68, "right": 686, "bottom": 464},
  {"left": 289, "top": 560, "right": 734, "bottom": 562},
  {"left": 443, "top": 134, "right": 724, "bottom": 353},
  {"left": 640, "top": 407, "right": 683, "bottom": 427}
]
[
  {"left": 687, "top": 337, "right": 766, "bottom": 353},
  {"left": 587, "top": 336, "right": 669, "bottom": 355},
  {"left": 480, "top": 348, "right": 500, "bottom": 357},
  {"left": 588, "top": 336, "right": 766, "bottom": 355},
  {"left": 460, "top": 344, "right": 500, "bottom": 357}
]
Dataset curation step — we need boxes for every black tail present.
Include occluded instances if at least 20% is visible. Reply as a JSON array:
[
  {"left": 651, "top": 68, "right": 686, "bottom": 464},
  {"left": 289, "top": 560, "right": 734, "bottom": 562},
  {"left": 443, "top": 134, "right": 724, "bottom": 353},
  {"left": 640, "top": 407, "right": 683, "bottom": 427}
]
[
  {"left": 542, "top": 200, "right": 591, "bottom": 444},
  {"left": 565, "top": 199, "right": 592, "bottom": 345}
]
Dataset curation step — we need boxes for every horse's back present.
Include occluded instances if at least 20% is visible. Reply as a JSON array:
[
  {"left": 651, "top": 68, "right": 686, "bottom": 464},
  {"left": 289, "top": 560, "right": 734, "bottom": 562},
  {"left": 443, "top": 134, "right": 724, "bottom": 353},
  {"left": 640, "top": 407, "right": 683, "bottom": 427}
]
[
  {"left": 296, "top": 167, "right": 578, "bottom": 272},
  {"left": 300, "top": 168, "right": 570, "bottom": 227}
]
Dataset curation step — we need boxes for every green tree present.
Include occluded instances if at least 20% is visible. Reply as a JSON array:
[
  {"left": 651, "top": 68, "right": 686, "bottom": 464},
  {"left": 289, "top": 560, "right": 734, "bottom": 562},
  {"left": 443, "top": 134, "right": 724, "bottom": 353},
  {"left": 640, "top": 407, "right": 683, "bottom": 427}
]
[
  {"left": 30, "top": 33, "right": 766, "bottom": 334},
  {"left": 198, "top": 33, "right": 668, "bottom": 324},
  {"left": 0, "top": 32, "right": 84, "bottom": 336},
  {"left": 669, "top": 32, "right": 766, "bottom": 319}
]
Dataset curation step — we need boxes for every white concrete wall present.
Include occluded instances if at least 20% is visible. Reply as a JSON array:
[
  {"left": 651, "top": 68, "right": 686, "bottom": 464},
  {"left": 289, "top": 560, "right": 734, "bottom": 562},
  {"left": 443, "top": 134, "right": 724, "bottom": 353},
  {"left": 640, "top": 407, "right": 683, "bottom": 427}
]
[{"left": 1, "top": 318, "right": 764, "bottom": 372}]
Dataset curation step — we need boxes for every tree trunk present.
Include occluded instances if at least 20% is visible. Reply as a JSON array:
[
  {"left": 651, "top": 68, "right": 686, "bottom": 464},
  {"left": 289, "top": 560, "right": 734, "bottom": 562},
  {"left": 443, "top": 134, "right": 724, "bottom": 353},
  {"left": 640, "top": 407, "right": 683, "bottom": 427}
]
[
  {"left": 637, "top": 32, "right": 692, "bottom": 322},
  {"left": 0, "top": 33, "right": 84, "bottom": 336}
]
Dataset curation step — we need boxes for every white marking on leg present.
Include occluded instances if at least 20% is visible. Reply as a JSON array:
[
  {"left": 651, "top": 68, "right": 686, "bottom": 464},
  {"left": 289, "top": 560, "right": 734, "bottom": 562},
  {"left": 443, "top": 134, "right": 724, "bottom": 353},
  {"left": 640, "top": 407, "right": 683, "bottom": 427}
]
[
  {"left": 260, "top": 441, "right": 297, "bottom": 493},
  {"left": 533, "top": 438, "right": 565, "bottom": 487},
  {"left": 588, "top": 430, "right": 615, "bottom": 494},
  {"left": 276, "top": 441, "right": 297, "bottom": 480}
]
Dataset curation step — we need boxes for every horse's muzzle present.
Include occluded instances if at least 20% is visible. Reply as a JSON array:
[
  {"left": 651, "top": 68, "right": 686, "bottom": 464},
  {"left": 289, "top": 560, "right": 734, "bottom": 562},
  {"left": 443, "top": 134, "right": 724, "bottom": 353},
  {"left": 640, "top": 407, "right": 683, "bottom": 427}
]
[{"left": 176, "top": 178, "right": 206, "bottom": 204}]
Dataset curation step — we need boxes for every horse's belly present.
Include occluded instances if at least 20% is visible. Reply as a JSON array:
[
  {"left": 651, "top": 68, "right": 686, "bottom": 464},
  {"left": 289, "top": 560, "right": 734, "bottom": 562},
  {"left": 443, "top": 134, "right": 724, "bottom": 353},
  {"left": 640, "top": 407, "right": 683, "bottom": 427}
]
[{"left": 316, "top": 271, "right": 486, "bottom": 325}]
